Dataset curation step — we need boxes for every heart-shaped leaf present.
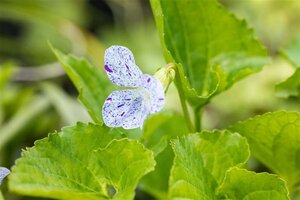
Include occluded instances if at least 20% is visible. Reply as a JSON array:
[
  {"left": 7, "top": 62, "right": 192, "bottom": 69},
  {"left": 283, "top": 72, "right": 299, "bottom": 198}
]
[
  {"left": 51, "top": 47, "right": 113, "bottom": 123},
  {"left": 151, "top": 0, "right": 269, "bottom": 107},
  {"left": 169, "top": 130, "right": 249, "bottom": 199},
  {"left": 218, "top": 167, "right": 289, "bottom": 200},
  {"left": 9, "top": 123, "right": 155, "bottom": 200},
  {"left": 229, "top": 111, "right": 300, "bottom": 192}
]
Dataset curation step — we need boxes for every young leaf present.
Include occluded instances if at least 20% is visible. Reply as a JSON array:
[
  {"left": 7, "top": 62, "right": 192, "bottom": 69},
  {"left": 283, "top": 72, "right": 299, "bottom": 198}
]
[
  {"left": 229, "top": 111, "right": 300, "bottom": 191},
  {"left": 169, "top": 130, "right": 249, "bottom": 199},
  {"left": 9, "top": 123, "right": 155, "bottom": 200},
  {"left": 276, "top": 38, "right": 300, "bottom": 98},
  {"left": 141, "top": 145, "right": 173, "bottom": 200},
  {"left": 276, "top": 68, "right": 300, "bottom": 98},
  {"left": 140, "top": 113, "right": 188, "bottom": 199},
  {"left": 151, "top": 0, "right": 269, "bottom": 107},
  {"left": 141, "top": 113, "right": 189, "bottom": 156},
  {"left": 281, "top": 37, "right": 300, "bottom": 68},
  {"left": 218, "top": 167, "right": 289, "bottom": 200},
  {"left": 51, "top": 46, "right": 113, "bottom": 123}
]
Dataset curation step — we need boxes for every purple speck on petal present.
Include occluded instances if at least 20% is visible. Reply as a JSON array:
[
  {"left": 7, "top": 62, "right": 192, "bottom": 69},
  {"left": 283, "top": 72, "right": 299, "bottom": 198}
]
[
  {"left": 159, "top": 98, "right": 164, "bottom": 101},
  {"left": 117, "top": 103, "right": 125, "bottom": 108},
  {"left": 125, "top": 98, "right": 131, "bottom": 101},
  {"left": 121, "top": 112, "right": 125, "bottom": 116},
  {"left": 106, "top": 97, "right": 112, "bottom": 102},
  {"left": 147, "top": 78, "right": 151, "bottom": 83},
  {"left": 104, "top": 65, "right": 113, "bottom": 73},
  {"left": 125, "top": 64, "right": 129, "bottom": 70}
]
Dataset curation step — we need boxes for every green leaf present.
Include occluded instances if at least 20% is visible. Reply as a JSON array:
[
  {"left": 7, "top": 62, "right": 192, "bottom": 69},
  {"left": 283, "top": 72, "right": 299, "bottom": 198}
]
[
  {"left": 218, "top": 167, "right": 289, "bottom": 200},
  {"left": 0, "top": 63, "right": 16, "bottom": 91},
  {"left": 282, "top": 37, "right": 300, "bottom": 68},
  {"left": 169, "top": 130, "right": 249, "bottom": 199},
  {"left": 0, "top": 96, "right": 50, "bottom": 150},
  {"left": 141, "top": 113, "right": 189, "bottom": 156},
  {"left": 41, "top": 82, "right": 90, "bottom": 125},
  {"left": 151, "top": 0, "right": 269, "bottom": 107},
  {"left": 140, "top": 113, "right": 188, "bottom": 199},
  {"left": 51, "top": 46, "right": 112, "bottom": 123},
  {"left": 229, "top": 111, "right": 300, "bottom": 191},
  {"left": 276, "top": 38, "right": 300, "bottom": 98},
  {"left": 141, "top": 145, "right": 173, "bottom": 200},
  {"left": 276, "top": 68, "right": 300, "bottom": 98},
  {"left": 9, "top": 123, "right": 155, "bottom": 200}
]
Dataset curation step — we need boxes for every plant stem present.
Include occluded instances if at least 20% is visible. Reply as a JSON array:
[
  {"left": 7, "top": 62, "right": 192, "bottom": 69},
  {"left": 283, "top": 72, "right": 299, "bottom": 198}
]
[
  {"left": 173, "top": 65, "right": 194, "bottom": 132},
  {"left": 194, "top": 107, "right": 203, "bottom": 132}
]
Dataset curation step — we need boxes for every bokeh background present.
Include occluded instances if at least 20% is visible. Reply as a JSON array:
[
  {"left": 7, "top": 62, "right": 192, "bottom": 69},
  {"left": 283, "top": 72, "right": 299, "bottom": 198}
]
[{"left": 0, "top": 0, "right": 300, "bottom": 199}]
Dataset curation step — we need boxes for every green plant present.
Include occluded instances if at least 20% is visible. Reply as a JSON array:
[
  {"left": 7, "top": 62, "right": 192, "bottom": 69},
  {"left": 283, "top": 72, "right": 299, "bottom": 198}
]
[{"left": 3, "top": 0, "right": 300, "bottom": 199}]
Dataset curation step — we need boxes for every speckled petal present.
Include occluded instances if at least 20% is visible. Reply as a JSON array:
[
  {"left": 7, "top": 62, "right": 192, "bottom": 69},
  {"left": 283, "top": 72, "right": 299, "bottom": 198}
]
[
  {"left": 141, "top": 74, "right": 165, "bottom": 113},
  {"left": 104, "top": 46, "right": 143, "bottom": 87},
  {"left": 102, "top": 89, "right": 151, "bottom": 129},
  {"left": 0, "top": 167, "right": 10, "bottom": 184}
]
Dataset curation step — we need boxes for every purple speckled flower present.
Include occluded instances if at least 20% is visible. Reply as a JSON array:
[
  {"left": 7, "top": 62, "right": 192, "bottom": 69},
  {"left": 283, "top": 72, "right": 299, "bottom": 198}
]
[
  {"left": 102, "top": 46, "right": 165, "bottom": 129},
  {"left": 0, "top": 167, "right": 10, "bottom": 184}
]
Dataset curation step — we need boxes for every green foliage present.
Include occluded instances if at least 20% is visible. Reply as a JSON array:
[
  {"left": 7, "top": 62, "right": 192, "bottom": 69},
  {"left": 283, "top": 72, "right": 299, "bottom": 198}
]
[
  {"left": 229, "top": 111, "right": 300, "bottom": 191},
  {"left": 282, "top": 38, "right": 300, "bottom": 68},
  {"left": 0, "top": 64, "right": 16, "bottom": 91},
  {"left": 169, "top": 130, "right": 248, "bottom": 199},
  {"left": 141, "top": 113, "right": 188, "bottom": 156},
  {"left": 0, "top": 96, "right": 50, "bottom": 150},
  {"left": 52, "top": 47, "right": 112, "bottom": 123},
  {"left": 276, "top": 38, "right": 300, "bottom": 98},
  {"left": 276, "top": 68, "right": 300, "bottom": 98},
  {"left": 150, "top": 0, "right": 269, "bottom": 107},
  {"left": 41, "top": 83, "right": 90, "bottom": 125},
  {"left": 169, "top": 130, "right": 288, "bottom": 199},
  {"left": 9, "top": 123, "right": 155, "bottom": 200},
  {"left": 140, "top": 113, "right": 188, "bottom": 199},
  {"left": 4, "top": 0, "right": 299, "bottom": 200},
  {"left": 218, "top": 168, "right": 289, "bottom": 200}
]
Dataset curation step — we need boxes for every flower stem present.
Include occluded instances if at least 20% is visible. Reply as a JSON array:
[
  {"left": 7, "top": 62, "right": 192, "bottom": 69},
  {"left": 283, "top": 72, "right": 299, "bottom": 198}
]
[
  {"left": 173, "top": 64, "right": 194, "bottom": 132},
  {"left": 194, "top": 107, "right": 203, "bottom": 132}
]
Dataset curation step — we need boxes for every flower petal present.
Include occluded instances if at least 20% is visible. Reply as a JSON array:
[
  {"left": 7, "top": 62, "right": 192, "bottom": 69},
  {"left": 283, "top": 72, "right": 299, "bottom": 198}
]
[
  {"left": 141, "top": 74, "right": 165, "bottom": 113},
  {"left": 0, "top": 167, "right": 10, "bottom": 184},
  {"left": 102, "top": 89, "right": 150, "bottom": 129},
  {"left": 104, "top": 46, "right": 143, "bottom": 87}
]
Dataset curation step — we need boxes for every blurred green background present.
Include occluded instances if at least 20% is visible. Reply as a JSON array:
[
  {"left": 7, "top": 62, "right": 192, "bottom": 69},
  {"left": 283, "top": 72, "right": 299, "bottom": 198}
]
[{"left": 0, "top": 0, "right": 300, "bottom": 199}]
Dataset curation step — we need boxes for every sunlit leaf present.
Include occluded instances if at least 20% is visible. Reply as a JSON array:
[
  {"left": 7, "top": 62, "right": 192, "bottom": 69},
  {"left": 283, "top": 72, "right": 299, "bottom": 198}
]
[
  {"left": 151, "top": 0, "right": 269, "bottom": 107},
  {"left": 51, "top": 46, "right": 112, "bottom": 123},
  {"left": 140, "top": 113, "right": 188, "bottom": 199},
  {"left": 141, "top": 113, "right": 188, "bottom": 156},
  {"left": 276, "top": 68, "right": 300, "bottom": 98},
  {"left": 169, "top": 130, "right": 249, "bottom": 199},
  {"left": 9, "top": 123, "right": 155, "bottom": 200},
  {"left": 276, "top": 38, "right": 300, "bottom": 98},
  {"left": 229, "top": 111, "right": 300, "bottom": 191},
  {"left": 218, "top": 167, "right": 289, "bottom": 200},
  {"left": 281, "top": 37, "right": 300, "bottom": 68}
]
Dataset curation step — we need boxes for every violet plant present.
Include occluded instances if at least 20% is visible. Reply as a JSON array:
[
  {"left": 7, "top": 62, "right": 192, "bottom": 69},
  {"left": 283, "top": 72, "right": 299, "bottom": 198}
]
[{"left": 2, "top": 0, "right": 300, "bottom": 200}]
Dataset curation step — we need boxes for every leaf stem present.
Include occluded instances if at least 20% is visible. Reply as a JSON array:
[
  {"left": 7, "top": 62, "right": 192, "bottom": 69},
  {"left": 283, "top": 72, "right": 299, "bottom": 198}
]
[
  {"left": 173, "top": 64, "right": 194, "bottom": 132},
  {"left": 194, "top": 107, "right": 203, "bottom": 132}
]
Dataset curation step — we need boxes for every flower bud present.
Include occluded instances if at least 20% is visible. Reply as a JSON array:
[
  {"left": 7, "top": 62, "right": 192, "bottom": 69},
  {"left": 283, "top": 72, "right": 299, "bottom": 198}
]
[{"left": 154, "top": 63, "right": 176, "bottom": 92}]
